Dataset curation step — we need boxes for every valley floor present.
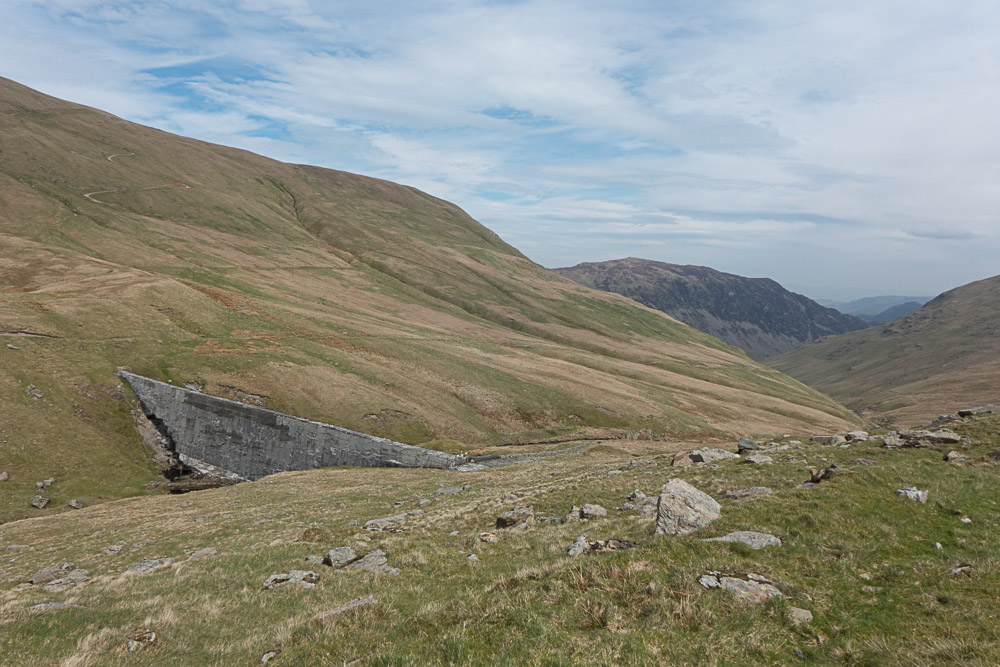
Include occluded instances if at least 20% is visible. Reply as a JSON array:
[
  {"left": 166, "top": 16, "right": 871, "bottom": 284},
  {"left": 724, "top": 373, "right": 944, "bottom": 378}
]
[{"left": 2, "top": 419, "right": 999, "bottom": 665}]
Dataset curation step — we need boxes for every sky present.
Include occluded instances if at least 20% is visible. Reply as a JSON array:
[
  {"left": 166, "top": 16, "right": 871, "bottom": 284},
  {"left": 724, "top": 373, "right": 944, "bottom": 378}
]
[{"left": 3, "top": 1, "right": 999, "bottom": 300}]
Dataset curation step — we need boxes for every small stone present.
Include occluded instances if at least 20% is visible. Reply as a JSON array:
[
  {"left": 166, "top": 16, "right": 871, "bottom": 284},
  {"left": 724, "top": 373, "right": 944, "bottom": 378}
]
[
  {"left": 449, "top": 531, "right": 459, "bottom": 536},
  {"left": 325, "top": 546, "right": 358, "bottom": 568},
  {"left": 789, "top": 607, "right": 813, "bottom": 626},
  {"left": 811, "top": 435, "right": 846, "bottom": 446},
  {"left": 6, "top": 344, "right": 19, "bottom": 350},
  {"left": 567, "top": 535, "right": 589, "bottom": 557},
  {"left": 262, "top": 651, "right": 278, "bottom": 663},
  {"left": 478, "top": 532, "right": 499, "bottom": 544},
  {"left": 718, "top": 576, "right": 783, "bottom": 602},
  {"left": 364, "top": 511, "right": 420, "bottom": 532},
  {"left": 0, "top": 471, "right": 8, "bottom": 482},
  {"left": 845, "top": 431, "right": 869, "bottom": 442},
  {"left": 320, "top": 595, "right": 378, "bottom": 619},
  {"left": 580, "top": 504, "right": 607, "bottom": 520},
  {"left": 943, "top": 451, "right": 967, "bottom": 465},
  {"left": 31, "top": 495, "right": 50, "bottom": 509},
  {"left": 67, "top": 499, "right": 83, "bottom": 510},
  {"left": 897, "top": 487, "right": 928, "bottom": 504},
  {"left": 104, "top": 542, "right": 126, "bottom": 555},
  {"left": 503, "top": 493, "right": 518, "bottom": 501},
  {"left": 862, "top": 585, "right": 882, "bottom": 593},
  {"left": 29, "top": 562, "right": 75, "bottom": 584},
  {"left": 934, "top": 542, "right": 943, "bottom": 550},
  {"left": 687, "top": 448, "right": 740, "bottom": 464},
  {"left": 347, "top": 550, "right": 399, "bottom": 575},
  {"left": 703, "top": 531, "right": 782, "bottom": 549},
  {"left": 496, "top": 506, "right": 534, "bottom": 529},
  {"left": 654, "top": 479, "right": 721, "bottom": 536},
  {"left": 742, "top": 454, "right": 772, "bottom": 465},
  {"left": 305, "top": 555, "right": 325, "bottom": 565},
  {"left": 960, "top": 517, "right": 973, "bottom": 524},
  {"left": 125, "top": 557, "right": 175, "bottom": 575},
  {"left": 699, "top": 574, "right": 721, "bottom": 588},
  {"left": 417, "top": 499, "right": 432, "bottom": 507},
  {"left": 849, "top": 458, "right": 877, "bottom": 466},
  {"left": 125, "top": 628, "right": 157, "bottom": 652},
  {"left": 467, "top": 554, "right": 479, "bottom": 562},
  {"left": 738, "top": 436, "right": 760, "bottom": 453},
  {"left": 263, "top": 570, "right": 320, "bottom": 589},
  {"left": 947, "top": 564, "right": 973, "bottom": 577},
  {"left": 434, "top": 485, "right": 462, "bottom": 496}
]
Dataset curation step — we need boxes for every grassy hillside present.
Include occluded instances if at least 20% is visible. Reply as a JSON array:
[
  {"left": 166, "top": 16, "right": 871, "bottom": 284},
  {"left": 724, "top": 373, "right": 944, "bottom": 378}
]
[
  {"left": 1, "top": 417, "right": 999, "bottom": 664},
  {"left": 771, "top": 276, "right": 1000, "bottom": 426},
  {"left": 0, "top": 76, "right": 855, "bottom": 521}
]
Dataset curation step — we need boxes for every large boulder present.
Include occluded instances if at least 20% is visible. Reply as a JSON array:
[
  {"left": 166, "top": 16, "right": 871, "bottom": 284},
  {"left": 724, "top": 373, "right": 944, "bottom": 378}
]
[{"left": 653, "top": 479, "right": 721, "bottom": 536}]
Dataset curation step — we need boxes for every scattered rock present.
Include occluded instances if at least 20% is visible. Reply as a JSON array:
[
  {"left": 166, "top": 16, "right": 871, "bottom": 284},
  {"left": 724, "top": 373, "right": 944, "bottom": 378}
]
[
  {"left": 580, "top": 504, "right": 607, "bottom": 520},
  {"left": 687, "top": 448, "right": 740, "bottom": 464},
  {"left": 885, "top": 429, "right": 962, "bottom": 448},
  {"left": 653, "top": 479, "right": 721, "bottom": 536},
  {"left": 478, "top": 532, "right": 499, "bottom": 544},
  {"left": 934, "top": 542, "right": 943, "bottom": 550},
  {"left": 263, "top": 570, "right": 320, "bottom": 590},
  {"left": 496, "top": 506, "right": 534, "bottom": 529},
  {"left": 467, "top": 554, "right": 479, "bottom": 562},
  {"left": 699, "top": 572, "right": 783, "bottom": 602},
  {"left": 125, "top": 557, "right": 175, "bottom": 575},
  {"left": 104, "top": 542, "right": 126, "bottom": 555},
  {"left": 960, "top": 517, "right": 973, "bottom": 524},
  {"left": 737, "top": 437, "right": 760, "bottom": 453},
  {"left": 6, "top": 344, "right": 18, "bottom": 350},
  {"left": 567, "top": 535, "right": 589, "bottom": 557},
  {"left": 703, "top": 531, "right": 782, "bottom": 550},
  {"left": 325, "top": 546, "right": 358, "bottom": 568},
  {"left": 417, "top": 499, "right": 432, "bottom": 507},
  {"left": 502, "top": 493, "right": 518, "bottom": 501},
  {"left": 722, "top": 487, "right": 773, "bottom": 500},
  {"left": 811, "top": 435, "right": 846, "bottom": 446},
  {"left": 849, "top": 458, "right": 877, "bottom": 466},
  {"left": 947, "top": 564, "right": 973, "bottom": 577},
  {"left": 845, "top": 431, "right": 869, "bottom": 442},
  {"left": 364, "top": 510, "right": 422, "bottom": 532},
  {"left": 67, "top": 499, "right": 83, "bottom": 510},
  {"left": 262, "top": 651, "right": 279, "bottom": 663},
  {"left": 126, "top": 628, "right": 158, "bottom": 652},
  {"left": 897, "top": 487, "right": 928, "bottom": 504},
  {"left": 0, "top": 471, "right": 8, "bottom": 482},
  {"left": 347, "top": 550, "right": 399, "bottom": 575},
  {"left": 30, "top": 495, "right": 50, "bottom": 509},
  {"left": 588, "top": 539, "right": 638, "bottom": 553},
  {"left": 43, "top": 569, "right": 90, "bottom": 592},
  {"left": 800, "top": 464, "right": 847, "bottom": 487},
  {"left": 943, "top": 450, "right": 967, "bottom": 465},
  {"left": 742, "top": 454, "right": 773, "bottom": 465},
  {"left": 626, "top": 459, "right": 656, "bottom": 469},
  {"left": 29, "top": 562, "right": 75, "bottom": 585},
  {"left": 789, "top": 607, "right": 813, "bottom": 626},
  {"left": 188, "top": 547, "right": 217, "bottom": 560},
  {"left": 321, "top": 595, "right": 378, "bottom": 619},
  {"left": 434, "top": 485, "right": 462, "bottom": 496}
]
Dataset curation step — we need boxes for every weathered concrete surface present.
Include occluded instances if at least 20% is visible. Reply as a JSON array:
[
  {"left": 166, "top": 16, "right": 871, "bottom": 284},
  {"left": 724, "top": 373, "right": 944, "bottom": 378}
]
[{"left": 118, "top": 371, "right": 465, "bottom": 480}]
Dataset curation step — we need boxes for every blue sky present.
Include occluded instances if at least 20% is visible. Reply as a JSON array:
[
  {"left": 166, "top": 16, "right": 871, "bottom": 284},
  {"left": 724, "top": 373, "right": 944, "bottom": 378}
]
[{"left": 3, "top": 1, "right": 999, "bottom": 300}]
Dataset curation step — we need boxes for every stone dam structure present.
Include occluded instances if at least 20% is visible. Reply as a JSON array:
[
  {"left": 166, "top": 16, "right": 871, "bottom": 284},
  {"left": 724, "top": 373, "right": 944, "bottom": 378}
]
[{"left": 118, "top": 371, "right": 467, "bottom": 481}]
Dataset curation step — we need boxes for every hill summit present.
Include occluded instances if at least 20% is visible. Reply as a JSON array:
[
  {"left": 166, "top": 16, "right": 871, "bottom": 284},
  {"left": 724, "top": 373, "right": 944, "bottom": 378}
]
[{"left": 555, "top": 258, "right": 868, "bottom": 359}]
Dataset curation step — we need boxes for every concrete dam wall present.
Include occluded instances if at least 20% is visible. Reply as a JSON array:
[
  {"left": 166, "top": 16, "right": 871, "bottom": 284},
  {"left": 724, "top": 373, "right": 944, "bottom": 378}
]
[{"left": 118, "top": 371, "right": 466, "bottom": 481}]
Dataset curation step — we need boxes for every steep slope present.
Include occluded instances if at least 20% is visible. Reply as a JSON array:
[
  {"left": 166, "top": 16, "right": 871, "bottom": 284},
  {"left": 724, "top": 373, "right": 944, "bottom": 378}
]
[
  {"left": 859, "top": 301, "right": 925, "bottom": 324},
  {"left": 0, "top": 77, "right": 856, "bottom": 519},
  {"left": 771, "top": 275, "right": 1000, "bottom": 425},
  {"left": 555, "top": 258, "right": 868, "bottom": 359}
]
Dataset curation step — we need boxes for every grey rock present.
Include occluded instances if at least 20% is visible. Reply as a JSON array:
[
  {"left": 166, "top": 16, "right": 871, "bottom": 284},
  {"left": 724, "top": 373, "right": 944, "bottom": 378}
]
[
  {"left": 104, "top": 542, "right": 126, "bottom": 555},
  {"left": 262, "top": 651, "right": 278, "bottom": 663},
  {"left": 125, "top": 557, "right": 175, "bottom": 575},
  {"left": 567, "top": 535, "right": 589, "bottom": 557},
  {"left": 364, "top": 510, "right": 422, "bottom": 532},
  {"left": 722, "top": 487, "right": 773, "bottom": 500},
  {"left": 789, "top": 607, "right": 813, "bottom": 625},
  {"left": 0, "top": 471, "right": 8, "bottom": 482},
  {"left": 845, "top": 431, "right": 869, "bottom": 442},
  {"left": 325, "top": 546, "right": 358, "bottom": 568},
  {"left": 704, "top": 531, "right": 781, "bottom": 549},
  {"left": 737, "top": 437, "right": 760, "bottom": 453},
  {"left": 811, "top": 435, "right": 846, "bottom": 445},
  {"left": 29, "top": 562, "right": 75, "bottom": 584},
  {"left": 653, "top": 479, "right": 721, "bottom": 536},
  {"left": 434, "top": 485, "right": 462, "bottom": 496},
  {"left": 503, "top": 493, "right": 518, "bottom": 501},
  {"left": 347, "top": 550, "right": 399, "bottom": 575},
  {"left": 742, "top": 454, "right": 773, "bottom": 465},
  {"left": 321, "top": 595, "right": 378, "bottom": 619},
  {"left": 496, "top": 506, "right": 534, "bottom": 529},
  {"left": 263, "top": 570, "right": 320, "bottom": 589},
  {"left": 897, "top": 487, "right": 928, "bottom": 503},
  {"left": 688, "top": 447, "right": 740, "bottom": 464},
  {"left": 580, "top": 504, "right": 607, "bottom": 520},
  {"left": 188, "top": 548, "right": 217, "bottom": 560},
  {"left": 43, "top": 569, "right": 90, "bottom": 592},
  {"left": 626, "top": 459, "right": 655, "bottom": 469},
  {"left": 417, "top": 498, "right": 432, "bottom": 507},
  {"left": 305, "top": 555, "right": 325, "bottom": 565},
  {"left": 699, "top": 574, "right": 721, "bottom": 588},
  {"left": 699, "top": 572, "right": 783, "bottom": 602},
  {"left": 67, "top": 499, "right": 83, "bottom": 510},
  {"left": 30, "top": 495, "right": 50, "bottom": 509},
  {"left": 849, "top": 458, "right": 877, "bottom": 466},
  {"left": 467, "top": 554, "right": 479, "bottom": 562},
  {"left": 943, "top": 450, "right": 967, "bottom": 465},
  {"left": 882, "top": 432, "right": 904, "bottom": 448}
]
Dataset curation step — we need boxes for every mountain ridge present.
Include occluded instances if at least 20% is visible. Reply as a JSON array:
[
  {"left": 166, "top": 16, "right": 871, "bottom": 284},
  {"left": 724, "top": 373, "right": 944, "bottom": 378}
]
[{"left": 555, "top": 257, "right": 868, "bottom": 359}]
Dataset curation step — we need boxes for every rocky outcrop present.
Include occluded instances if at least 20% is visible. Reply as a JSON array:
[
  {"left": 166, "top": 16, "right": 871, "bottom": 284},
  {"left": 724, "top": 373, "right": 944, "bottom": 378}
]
[{"left": 555, "top": 258, "right": 868, "bottom": 358}]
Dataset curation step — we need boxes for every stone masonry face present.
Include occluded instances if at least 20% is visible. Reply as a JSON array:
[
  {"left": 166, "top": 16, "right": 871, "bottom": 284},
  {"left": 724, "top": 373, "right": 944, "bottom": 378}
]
[{"left": 118, "top": 371, "right": 463, "bottom": 480}]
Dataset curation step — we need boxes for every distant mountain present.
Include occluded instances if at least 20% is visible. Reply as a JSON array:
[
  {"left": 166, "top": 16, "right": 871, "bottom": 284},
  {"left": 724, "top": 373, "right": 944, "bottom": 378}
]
[
  {"left": 859, "top": 301, "right": 925, "bottom": 324},
  {"left": 822, "top": 295, "right": 932, "bottom": 319},
  {"left": 554, "top": 258, "right": 869, "bottom": 359},
  {"left": 771, "top": 276, "right": 1000, "bottom": 426}
]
